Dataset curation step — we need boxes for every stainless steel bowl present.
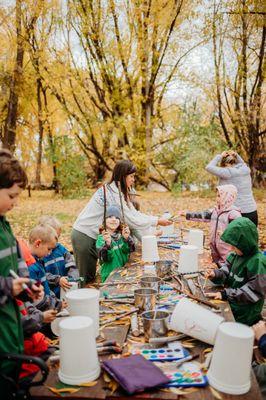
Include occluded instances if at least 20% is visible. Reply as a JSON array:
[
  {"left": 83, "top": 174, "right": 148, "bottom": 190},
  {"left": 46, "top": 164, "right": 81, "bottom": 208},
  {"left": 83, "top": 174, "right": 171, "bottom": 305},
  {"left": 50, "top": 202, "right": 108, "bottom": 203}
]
[
  {"left": 140, "top": 276, "right": 161, "bottom": 293},
  {"left": 134, "top": 288, "right": 157, "bottom": 312},
  {"left": 142, "top": 310, "right": 169, "bottom": 340}
]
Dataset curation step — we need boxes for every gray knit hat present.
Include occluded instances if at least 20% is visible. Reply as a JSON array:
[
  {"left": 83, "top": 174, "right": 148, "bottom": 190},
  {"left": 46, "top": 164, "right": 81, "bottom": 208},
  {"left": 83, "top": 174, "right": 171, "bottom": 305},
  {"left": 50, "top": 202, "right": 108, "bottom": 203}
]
[{"left": 106, "top": 205, "right": 121, "bottom": 220}]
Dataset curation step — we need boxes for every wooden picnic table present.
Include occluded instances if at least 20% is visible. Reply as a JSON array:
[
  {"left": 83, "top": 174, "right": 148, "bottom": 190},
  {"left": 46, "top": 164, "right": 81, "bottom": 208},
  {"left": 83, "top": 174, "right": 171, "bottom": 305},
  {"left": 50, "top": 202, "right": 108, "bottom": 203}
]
[{"left": 30, "top": 247, "right": 262, "bottom": 400}]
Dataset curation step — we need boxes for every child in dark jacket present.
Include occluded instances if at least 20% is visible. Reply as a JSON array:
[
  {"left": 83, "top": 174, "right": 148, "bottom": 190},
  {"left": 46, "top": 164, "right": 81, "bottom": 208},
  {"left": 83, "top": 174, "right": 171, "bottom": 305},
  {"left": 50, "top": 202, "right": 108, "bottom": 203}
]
[
  {"left": 96, "top": 205, "right": 135, "bottom": 282},
  {"left": 39, "top": 215, "right": 79, "bottom": 297},
  {"left": 0, "top": 149, "right": 42, "bottom": 391},
  {"left": 183, "top": 184, "right": 241, "bottom": 266},
  {"left": 205, "top": 217, "right": 266, "bottom": 326}
]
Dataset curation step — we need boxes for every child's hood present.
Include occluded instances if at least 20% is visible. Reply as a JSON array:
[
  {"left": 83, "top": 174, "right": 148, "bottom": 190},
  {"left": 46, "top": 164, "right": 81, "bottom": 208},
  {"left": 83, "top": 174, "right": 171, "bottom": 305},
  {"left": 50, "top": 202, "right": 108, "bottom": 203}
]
[
  {"left": 216, "top": 184, "right": 238, "bottom": 211},
  {"left": 221, "top": 217, "right": 258, "bottom": 256}
]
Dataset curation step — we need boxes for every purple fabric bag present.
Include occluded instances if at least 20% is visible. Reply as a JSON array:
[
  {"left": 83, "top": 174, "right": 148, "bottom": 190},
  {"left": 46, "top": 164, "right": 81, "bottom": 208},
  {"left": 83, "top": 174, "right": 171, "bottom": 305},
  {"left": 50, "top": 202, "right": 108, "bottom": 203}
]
[{"left": 102, "top": 354, "right": 170, "bottom": 394}]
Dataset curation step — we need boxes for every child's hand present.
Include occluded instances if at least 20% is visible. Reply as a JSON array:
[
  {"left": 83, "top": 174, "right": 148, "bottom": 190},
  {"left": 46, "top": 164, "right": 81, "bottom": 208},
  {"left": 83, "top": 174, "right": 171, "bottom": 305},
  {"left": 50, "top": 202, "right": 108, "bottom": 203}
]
[
  {"left": 59, "top": 277, "right": 72, "bottom": 290},
  {"left": 204, "top": 269, "right": 215, "bottom": 279},
  {"left": 43, "top": 309, "right": 57, "bottom": 323},
  {"left": 253, "top": 321, "right": 266, "bottom": 341},
  {"left": 61, "top": 300, "right": 68, "bottom": 309},
  {"left": 102, "top": 230, "right": 111, "bottom": 246},
  {"left": 12, "top": 277, "right": 30, "bottom": 296},
  {"left": 178, "top": 210, "right": 186, "bottom": 217},
  {"left": 155, "top": 229, "right": 163, "bottom": 237},
  {"left": 122, "top": 225, "right": 130, "bottom": 240},
  {"left": 29, "top": 283, "right": 44, "bottom": 301},
  {"left": 205, "top": 292, "right": 222, "bottom": 300}
]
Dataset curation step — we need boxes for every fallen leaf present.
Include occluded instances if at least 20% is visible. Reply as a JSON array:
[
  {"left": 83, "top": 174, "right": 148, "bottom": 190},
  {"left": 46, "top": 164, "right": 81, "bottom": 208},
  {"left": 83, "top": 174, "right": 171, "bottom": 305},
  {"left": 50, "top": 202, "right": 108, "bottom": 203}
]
[
  {"left": 47, "top": 386, "right": 80, "bottom": 395},
  {"left": 203, "top": 347, "right": 213, "bottom": 353},
  {"left": 79, "top": 381, "right": 98, "bottom": 387},
  {"left": 170, "top": 387, "right": 184, "bottom": 394},
  {"left": 210, "top": 386, "right": 223, "bottom": 399}
]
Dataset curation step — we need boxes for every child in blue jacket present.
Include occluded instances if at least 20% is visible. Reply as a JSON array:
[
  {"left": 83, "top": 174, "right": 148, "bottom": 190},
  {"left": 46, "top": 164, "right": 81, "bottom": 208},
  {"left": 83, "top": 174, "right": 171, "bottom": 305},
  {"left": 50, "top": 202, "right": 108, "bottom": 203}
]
[{"left": 39, "top": 216, "right": 79, "bottom": 297}]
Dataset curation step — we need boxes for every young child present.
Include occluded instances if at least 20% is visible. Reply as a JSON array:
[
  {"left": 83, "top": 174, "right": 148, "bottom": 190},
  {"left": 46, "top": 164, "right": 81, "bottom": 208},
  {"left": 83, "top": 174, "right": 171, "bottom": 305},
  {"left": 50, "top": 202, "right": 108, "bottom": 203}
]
[
  {"left": 183, "top": 184, "right": 241, "bottom": 266},
  {"left": 0, "top": 149, "right": 41, "bottom": 390},
  {"left": 39, "top": 215, "right": 79, "bottom": 297},
  {"left": 96, "top": 205, "right": 135, "bottom": 282},
  {"left": 28, "top": 225, "right": 65, "bottom": 311},
  {"left": 205, "top": 217, "right": 266, "bottom": 326},
  {"left": 252, "top": 320, "right": 266, "bottom": 399}
]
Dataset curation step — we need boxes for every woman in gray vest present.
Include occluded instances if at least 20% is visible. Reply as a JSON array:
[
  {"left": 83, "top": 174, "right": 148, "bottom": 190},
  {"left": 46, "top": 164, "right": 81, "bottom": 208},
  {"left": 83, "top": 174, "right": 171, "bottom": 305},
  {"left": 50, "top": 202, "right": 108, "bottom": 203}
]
[{"left": 206, "top": 150, "right": 258, "bottom": 226}]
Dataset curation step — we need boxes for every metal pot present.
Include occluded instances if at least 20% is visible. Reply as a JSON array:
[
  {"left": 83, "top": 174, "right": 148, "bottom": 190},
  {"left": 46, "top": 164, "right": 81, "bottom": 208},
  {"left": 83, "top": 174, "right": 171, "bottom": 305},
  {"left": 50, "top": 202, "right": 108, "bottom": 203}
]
[
  {"left": 140, "top": 276, "right": 161, "bottom": 293},
  {"left": 134, "top": 288, "right": 157, "bottom": 312},
  {"left": 142, "top": 310, "right": 169, "bottom": 340}
]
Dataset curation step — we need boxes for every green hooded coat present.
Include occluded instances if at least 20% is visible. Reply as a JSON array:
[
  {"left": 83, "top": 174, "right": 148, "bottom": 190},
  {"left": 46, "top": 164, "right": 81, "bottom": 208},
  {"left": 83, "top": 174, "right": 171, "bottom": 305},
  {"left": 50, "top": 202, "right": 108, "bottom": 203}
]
[{"left": 212, "top": 217, "right": 266, "bottom": 326}]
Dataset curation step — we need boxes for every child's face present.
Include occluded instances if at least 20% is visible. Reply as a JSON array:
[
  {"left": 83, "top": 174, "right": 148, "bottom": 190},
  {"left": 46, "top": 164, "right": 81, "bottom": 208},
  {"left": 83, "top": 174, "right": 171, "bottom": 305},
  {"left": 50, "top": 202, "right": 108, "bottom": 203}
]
[
  {"left": 0, "top": 183, "right": 22, "bottom": 215},
  {"left": 125, "top": 173, "right": 135, "bottom": 189},
  {"left": 32, "top": 239, "right": 56, "bottom": 258},
  {"left": 106, "top": 216, "right": 120, "bottom": 231},
  {"left": 230, "top": 245, "right": 243, "bottom": 256}
]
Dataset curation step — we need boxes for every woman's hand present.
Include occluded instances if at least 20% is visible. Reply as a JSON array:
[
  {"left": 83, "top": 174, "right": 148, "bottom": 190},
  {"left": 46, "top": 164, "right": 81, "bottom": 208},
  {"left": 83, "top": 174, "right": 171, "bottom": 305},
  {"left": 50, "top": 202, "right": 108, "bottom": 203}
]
[
  {"left": 102, "top": 230, "right": 112, "bottom": 246},
  {"left": 253, "top": 321, "right": 266, "bottom": 341},
  {"left": 205, "top": 292, "right": 222, "bottom": 300},
  {"left": 59, "top": 277, "right": 72, "bottom": 290},
  {"left": 157, "top": 218, "right": 172, "bottom": 226},
  {"left": 122, "top": 225, "right": 130, "bottom": 240}
]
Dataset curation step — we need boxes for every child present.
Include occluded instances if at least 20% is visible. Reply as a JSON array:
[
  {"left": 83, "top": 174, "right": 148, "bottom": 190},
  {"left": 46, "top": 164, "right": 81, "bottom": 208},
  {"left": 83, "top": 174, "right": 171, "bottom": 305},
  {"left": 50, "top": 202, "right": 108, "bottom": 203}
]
[
  {"left": 183, "top": 184, "right": 241, "bottom": 266},
  {"left": 39, "top": 215, "right": 79, "bottom": 297},
  {"left": 252, "top": 320, "right": 266, "bottom": 400},
  {"left": 28, "top": 225, "right": 65, "bottom": 311},
  {"left": 96, "top": 205, "right": 135, "bottom": 282},
  {"left": 0, "top": 149, "right": 41, "bottom": 390},
  {"left": 205, "top": 217, "right": 266, "bottom": 326}
]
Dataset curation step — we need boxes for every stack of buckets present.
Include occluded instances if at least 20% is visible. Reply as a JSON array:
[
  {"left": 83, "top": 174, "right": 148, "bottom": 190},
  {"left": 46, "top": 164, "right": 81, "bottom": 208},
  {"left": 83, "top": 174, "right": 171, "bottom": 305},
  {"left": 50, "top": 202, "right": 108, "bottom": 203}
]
[{"left": 58, "top": 288, "right": 101, "bottom": 385}]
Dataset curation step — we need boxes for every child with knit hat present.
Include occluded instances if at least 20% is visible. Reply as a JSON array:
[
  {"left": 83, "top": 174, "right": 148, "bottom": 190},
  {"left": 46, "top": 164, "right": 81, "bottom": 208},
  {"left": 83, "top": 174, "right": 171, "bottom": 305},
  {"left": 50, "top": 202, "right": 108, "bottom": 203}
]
[{"left": 96, "top": 205, "right": 135, "bottom": 282}]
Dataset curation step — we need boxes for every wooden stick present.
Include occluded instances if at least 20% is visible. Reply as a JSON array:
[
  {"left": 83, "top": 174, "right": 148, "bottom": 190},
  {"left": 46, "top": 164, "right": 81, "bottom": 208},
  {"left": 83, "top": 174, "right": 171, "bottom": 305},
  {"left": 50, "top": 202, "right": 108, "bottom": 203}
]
[
  {"left": 103, "top": 184, "right": 107, "bottom": 230},
  {"left": 172, "top": 276, "right": 220, "bottom": 310},
  {"left": 117, "top": 181, "right": 125, "bottom": 224},
  {"left": 100, "top": 308, "right": 138, "bottom": 327}
]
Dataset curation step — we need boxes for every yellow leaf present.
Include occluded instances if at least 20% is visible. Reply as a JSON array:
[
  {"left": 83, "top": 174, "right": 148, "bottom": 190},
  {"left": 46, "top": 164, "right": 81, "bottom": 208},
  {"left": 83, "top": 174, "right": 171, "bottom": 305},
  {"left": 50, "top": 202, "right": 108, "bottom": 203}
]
[
  {"left": 210, "top": 386, "right": 223, "bottom": 399},
  {"left": 203, "top": 347, "right": 213, "bottom": 353},
  {"left": 211, "top": 300, "right": 225, "bottom": 304},
  {"left": 103, "top": 372, "right": 111, "bottom": 383},
  {"left": 169, "top": 387, "right": 184, "bottom": 394},
  {"left": 47, "top": 386, "right": 80, "bottom": 395},
  {"left": 79, "top": 381, "right": 98, "bottom": 387}
]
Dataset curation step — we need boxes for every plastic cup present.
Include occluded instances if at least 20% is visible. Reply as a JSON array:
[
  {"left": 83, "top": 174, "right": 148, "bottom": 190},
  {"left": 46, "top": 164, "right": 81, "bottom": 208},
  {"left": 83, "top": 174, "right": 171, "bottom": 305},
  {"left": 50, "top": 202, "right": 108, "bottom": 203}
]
[
  {"left": 142, "top": 235, "right": 160, "bottom": 262},
  {"left": 169, "top": 297, "right": 224, "bottom": 344},
  {"left": 207, "top": 322, "right": 254, "bottom": 394},
  {"left": 188, "top": 229, "right": 204, "bottom": 254},
  {"left": 58, "top": 316, "right": 100, "bottom": 385},
  {"left": 66, "top": 288, "right": 99, "bottom": 337},
  {"left": 178, "top": 245, "right": 199, "bottom": 273}
]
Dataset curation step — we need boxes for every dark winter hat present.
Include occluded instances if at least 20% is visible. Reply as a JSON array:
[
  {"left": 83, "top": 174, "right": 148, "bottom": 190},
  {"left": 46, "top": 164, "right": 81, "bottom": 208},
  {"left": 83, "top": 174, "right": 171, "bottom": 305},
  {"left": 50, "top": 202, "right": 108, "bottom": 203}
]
[{"left": 106, "top": 205, "right": 122, "bottom": 220}]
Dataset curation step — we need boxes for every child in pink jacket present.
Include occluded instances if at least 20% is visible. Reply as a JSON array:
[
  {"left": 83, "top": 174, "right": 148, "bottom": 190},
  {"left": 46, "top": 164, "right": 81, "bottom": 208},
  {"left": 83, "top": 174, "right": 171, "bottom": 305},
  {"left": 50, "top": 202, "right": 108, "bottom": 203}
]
[{"left": 184, "top": 184, "right": 242, "bottom": 266}]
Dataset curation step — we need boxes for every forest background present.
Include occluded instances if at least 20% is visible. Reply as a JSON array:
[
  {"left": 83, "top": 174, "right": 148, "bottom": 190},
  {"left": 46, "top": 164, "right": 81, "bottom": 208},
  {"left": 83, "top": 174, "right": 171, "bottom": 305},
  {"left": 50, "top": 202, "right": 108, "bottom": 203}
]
[{"left": 0, "top": 0, "right": 265, "bottom": 196}]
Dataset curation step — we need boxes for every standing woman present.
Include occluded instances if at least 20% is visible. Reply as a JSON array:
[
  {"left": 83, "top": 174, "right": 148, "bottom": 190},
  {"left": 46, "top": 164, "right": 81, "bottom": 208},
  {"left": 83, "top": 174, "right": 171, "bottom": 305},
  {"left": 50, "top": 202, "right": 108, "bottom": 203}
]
[
  {"left": 71, "top": 160, "right": 171, "bottom": 283},
  {"left": 206, "top": 151, "right": 258, "bottom": 225}
]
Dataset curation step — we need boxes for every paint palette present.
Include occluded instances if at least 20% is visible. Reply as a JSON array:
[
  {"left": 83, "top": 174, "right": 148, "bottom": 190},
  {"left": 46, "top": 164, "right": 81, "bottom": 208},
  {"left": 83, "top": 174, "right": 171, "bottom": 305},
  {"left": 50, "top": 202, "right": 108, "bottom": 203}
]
[
  {"left": 132, "top": 343, "right": 189, "bottom": 362},
  {"left": 157, "top": 362, "right": 208, "bottom": 388}
]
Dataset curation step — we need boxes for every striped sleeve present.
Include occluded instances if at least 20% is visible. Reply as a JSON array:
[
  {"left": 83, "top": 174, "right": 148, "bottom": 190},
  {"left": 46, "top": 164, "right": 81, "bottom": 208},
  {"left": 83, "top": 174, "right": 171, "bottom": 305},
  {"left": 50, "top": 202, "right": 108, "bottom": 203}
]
[{"left": 224, "top": 274, "right": 266, "bottom": 304}]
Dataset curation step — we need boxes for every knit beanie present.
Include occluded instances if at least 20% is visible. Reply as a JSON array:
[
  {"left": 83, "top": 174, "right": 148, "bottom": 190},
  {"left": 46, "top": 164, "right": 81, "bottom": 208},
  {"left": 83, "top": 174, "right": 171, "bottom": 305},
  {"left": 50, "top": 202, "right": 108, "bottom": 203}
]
[{"left": 106, "top": 205, "right": 121, "bottom": 220}]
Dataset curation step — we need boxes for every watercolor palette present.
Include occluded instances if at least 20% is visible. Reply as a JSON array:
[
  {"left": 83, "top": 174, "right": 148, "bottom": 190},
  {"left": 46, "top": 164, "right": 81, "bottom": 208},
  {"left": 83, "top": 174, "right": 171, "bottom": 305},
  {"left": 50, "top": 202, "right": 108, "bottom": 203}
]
[
  {"left": 157, "top": 362, "right": 208, "bottom": 388},
  {"left": 132, "top": 344, "right": 189, "bottom": 362}
]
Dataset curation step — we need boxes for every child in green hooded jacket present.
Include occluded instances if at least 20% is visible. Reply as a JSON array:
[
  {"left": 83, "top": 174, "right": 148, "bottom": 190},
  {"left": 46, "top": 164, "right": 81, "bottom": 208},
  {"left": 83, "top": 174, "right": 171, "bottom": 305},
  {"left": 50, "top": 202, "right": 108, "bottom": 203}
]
[
  {"left": 96, "top": 205, "right": 135, "bottom": 282},
  {"left": 205, "top": 217, "right": 266, "bottom": 326}
]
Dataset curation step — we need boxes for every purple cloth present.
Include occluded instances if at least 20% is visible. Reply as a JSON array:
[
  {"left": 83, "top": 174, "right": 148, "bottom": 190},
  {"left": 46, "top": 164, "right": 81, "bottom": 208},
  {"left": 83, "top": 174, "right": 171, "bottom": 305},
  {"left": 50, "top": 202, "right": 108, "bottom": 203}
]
[{"left": 102, "top": 354, "right": 170, "bottom": 394}]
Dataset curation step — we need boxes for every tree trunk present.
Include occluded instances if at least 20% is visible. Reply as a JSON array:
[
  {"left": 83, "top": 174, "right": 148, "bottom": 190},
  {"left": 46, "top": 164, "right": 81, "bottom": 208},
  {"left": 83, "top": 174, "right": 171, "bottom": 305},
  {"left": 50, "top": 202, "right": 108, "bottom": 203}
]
[
  {"left": 3, "top": 0, "right": 24, "bottom": 152},
  {"left": 35, "top": 78, "right": 44, "bottom": 188}
]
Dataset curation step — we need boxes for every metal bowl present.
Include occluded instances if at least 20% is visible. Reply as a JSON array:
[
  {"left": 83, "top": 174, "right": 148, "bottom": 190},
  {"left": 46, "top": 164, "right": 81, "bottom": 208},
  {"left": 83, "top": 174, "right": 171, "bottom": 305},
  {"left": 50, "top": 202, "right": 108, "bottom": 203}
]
[{"left": 142, "top": 310, "right": 169, "bottom": 340}]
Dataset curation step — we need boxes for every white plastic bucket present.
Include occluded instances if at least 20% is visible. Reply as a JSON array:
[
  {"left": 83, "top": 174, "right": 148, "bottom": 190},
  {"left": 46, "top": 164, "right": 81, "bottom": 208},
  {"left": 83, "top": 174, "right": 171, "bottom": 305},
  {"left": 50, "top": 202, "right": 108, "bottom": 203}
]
[
  {"left": 188, "top": 229, "right": 204, "bottom": 254},
  {"left": 207, "top": 322, "right": 254, "bottom": 394},
  {"left": 142, "top": 235, "right": 160, "bottom": 262},
  {"left": 169, "top": 297, "right": 224, "bottom": 345},
  {"left": 60, "top": 281, "right": 79, "bottom": 301},
  {"left": 178, "top": 245, "right": 198, "bottom": 273},
  {"left": 58, "top": 316, "right": 100, "bottom": 385},
  {"left": 66, "top": 288, "right": 100, "bottom": 337}
]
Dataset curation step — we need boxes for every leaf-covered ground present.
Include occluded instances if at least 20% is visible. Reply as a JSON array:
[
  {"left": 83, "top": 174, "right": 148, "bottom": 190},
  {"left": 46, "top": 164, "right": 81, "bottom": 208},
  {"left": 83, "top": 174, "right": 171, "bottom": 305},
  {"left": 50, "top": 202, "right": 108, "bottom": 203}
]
[{"left": 8, "top": 189, "right": 266, "bottom": 251}]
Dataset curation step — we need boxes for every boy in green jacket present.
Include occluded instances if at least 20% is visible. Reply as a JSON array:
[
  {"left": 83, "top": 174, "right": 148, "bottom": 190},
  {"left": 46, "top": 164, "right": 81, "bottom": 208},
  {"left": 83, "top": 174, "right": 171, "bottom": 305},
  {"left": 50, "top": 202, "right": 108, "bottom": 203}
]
[
  {"left": 205, "top": 217, "right": 266, "bottom": 326},
  {"left": 0, "top": 149, "right": 41, "bottom": 391},
  {"left": 96, "top": 205, "right": 135, "bottom": 282}
]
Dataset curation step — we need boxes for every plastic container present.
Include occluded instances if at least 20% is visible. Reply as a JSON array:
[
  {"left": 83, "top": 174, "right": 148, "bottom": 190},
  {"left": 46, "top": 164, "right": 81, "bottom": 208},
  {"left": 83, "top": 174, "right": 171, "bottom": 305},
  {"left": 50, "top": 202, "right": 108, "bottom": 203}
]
[
  {"left": 66, "top": 288, "right": 99, "bottom": 337},
  {"left": 207, "top": 322, "right": 254, "bottom": 394},
  {"left": 178, "top": 245, "right": 199, "bottom": 273},
  {"left": 169, "top": 297, "right": 224, "bottom": 345},
  {"left": 142, "top": 235, "right": 160, "bottom": 262},
  {"left": 188, "top": 229, "right": 204, "bottom": 254},
  {"left": 60, "top": 281, "right": 79, "bottom": 301},
  {"left": 58, "top": 316, "right": 100, "bottom": 385}
]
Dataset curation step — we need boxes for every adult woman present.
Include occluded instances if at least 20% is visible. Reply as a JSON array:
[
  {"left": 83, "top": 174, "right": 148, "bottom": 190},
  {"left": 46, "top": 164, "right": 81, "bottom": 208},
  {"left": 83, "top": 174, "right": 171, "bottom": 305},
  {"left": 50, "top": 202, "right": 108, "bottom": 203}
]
[
  {"left": 206, "top": 150, "right": 258, "bottom": 225},
  {"left": 71, "top": 160, "right": 171, "bottom": 283}
]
